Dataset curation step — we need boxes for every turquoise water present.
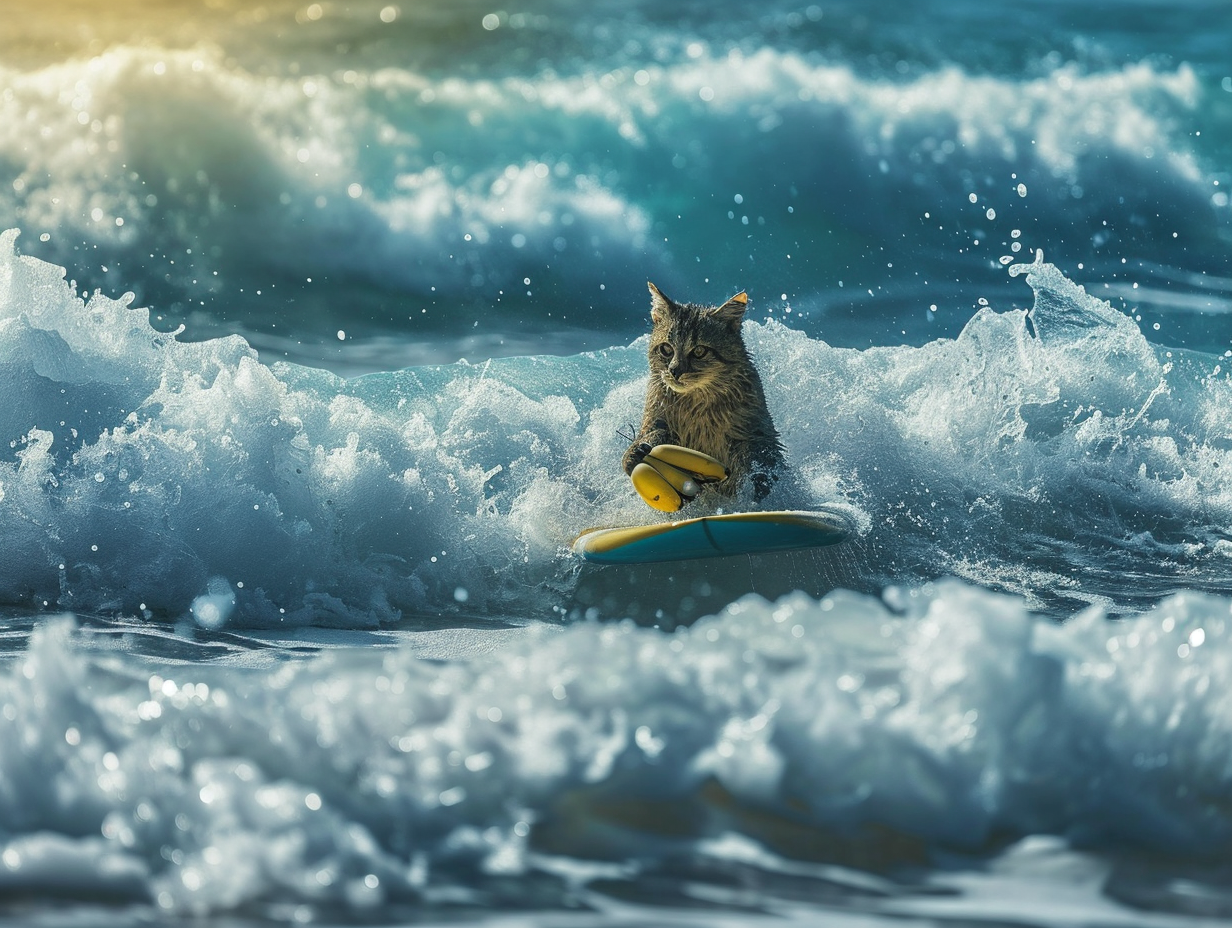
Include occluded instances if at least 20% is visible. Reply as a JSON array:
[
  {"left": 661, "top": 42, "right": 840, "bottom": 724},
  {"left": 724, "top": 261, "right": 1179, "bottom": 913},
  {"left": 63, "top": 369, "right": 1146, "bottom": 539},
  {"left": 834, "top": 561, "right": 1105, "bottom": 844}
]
[{"left": 2, "top": 1, "right": 1232, "bottom": 924}]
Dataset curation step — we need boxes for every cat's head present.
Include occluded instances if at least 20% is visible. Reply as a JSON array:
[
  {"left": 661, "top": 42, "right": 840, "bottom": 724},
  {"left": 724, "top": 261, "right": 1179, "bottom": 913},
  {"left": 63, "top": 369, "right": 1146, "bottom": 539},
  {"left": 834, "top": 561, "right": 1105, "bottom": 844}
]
[{"left": 646, "top": 282, "right": 748, "bottom": 395}]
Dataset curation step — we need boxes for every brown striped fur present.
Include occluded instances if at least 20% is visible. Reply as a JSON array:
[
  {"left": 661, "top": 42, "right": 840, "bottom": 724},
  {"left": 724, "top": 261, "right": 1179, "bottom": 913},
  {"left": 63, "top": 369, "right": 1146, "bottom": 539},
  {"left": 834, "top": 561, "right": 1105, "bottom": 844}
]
[{"left": 623, "top": 282, "right": 785, "bottom": 500}]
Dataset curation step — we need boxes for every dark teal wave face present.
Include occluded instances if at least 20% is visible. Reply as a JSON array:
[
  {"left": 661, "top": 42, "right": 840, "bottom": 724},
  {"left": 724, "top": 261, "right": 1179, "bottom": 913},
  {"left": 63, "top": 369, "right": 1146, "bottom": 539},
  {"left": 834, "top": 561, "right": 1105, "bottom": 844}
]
[{"left": 2, "top": 0, "right": 1229, "bottom": 373}]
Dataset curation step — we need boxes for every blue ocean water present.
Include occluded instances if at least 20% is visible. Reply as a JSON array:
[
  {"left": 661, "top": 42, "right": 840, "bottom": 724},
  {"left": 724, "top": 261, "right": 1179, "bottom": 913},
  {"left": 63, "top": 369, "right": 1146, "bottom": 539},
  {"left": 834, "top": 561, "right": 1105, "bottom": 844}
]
[{"left": 2, "top": 0, "right": 1232, "bottom": 924}]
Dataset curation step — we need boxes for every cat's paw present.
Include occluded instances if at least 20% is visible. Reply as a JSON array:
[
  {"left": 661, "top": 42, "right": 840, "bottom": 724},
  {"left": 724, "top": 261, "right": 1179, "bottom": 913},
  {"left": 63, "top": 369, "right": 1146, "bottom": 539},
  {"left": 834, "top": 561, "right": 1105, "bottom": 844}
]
[
  {"left": 751, "top": 469, "right": 778, "bottom": 502},
  {"left": 624, "top": 441, "right": 654, "bottom": 473}
]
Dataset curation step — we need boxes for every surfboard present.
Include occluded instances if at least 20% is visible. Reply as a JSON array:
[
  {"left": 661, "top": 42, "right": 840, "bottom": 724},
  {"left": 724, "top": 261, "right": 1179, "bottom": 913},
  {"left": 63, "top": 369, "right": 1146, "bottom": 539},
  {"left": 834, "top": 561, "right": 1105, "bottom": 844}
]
[{"left": 572, "top": 509, "right": 850, "bottom": 565}]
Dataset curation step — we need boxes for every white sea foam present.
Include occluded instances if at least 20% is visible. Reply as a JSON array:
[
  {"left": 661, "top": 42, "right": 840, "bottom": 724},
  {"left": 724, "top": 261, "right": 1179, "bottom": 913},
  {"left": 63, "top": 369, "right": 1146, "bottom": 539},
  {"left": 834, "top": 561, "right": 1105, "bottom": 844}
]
[{"left": 2, "top": 582, "right": 1231, "bottom": 917}]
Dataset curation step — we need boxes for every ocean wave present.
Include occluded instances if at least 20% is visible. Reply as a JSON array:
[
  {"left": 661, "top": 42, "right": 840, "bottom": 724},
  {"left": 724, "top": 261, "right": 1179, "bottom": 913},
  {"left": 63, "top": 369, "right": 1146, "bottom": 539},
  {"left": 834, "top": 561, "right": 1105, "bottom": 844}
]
[
  {"left": 2, "top": 42, "right": 1223, "bottom": 356},
  {"left": 2, "top": 230, "right": 1232, "bottom": 625}
]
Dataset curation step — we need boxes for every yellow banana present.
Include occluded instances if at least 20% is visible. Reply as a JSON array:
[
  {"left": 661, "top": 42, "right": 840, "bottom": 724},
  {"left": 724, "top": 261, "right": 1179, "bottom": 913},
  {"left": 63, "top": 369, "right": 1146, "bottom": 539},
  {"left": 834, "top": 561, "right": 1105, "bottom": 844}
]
[
  {"left": 645, "top": 458, "right": 701, "bottom": 500},
  {"left": 631, "top": 462, "right": 684, "bottom": 512},
  {"left": 645, "top": 444, "right": 728, "bottom": 483}
]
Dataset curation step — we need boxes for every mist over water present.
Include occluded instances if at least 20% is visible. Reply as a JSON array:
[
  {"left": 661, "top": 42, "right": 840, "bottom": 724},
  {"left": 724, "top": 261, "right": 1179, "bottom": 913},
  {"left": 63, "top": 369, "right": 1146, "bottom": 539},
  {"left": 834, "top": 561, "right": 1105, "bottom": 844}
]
[{"left": 3, "top": 0, "right": 1232, "bottom": 925}]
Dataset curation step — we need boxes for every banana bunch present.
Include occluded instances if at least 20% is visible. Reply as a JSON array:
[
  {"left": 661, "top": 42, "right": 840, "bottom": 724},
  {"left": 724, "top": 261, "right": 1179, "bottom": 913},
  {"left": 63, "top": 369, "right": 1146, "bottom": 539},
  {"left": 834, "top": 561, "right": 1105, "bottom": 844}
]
[{"left": 630, "top": 444, "right": 729, "bottom": 512}]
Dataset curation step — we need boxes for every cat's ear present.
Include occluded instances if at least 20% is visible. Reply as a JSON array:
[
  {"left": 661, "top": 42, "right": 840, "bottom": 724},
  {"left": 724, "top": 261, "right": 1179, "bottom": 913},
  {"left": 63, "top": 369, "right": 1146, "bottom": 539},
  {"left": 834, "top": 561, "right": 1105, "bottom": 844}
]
[
  {"left": 711, "top": 291, "right": 749, "bottom": 329},
  {"left": 647, "top": 281, "right": 674, "bottom": 324}
]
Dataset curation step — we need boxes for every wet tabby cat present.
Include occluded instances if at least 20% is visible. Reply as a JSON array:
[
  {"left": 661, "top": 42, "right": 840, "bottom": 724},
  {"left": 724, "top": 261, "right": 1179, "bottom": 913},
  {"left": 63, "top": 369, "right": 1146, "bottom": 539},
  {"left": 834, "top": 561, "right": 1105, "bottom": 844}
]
[{"left": 623, "top": 282, "right": 785, "bottom": 500}]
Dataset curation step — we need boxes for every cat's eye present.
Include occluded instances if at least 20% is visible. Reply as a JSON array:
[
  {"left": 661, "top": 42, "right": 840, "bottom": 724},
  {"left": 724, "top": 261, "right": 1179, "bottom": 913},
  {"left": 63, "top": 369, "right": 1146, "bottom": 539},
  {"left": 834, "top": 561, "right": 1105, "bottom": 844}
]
[
  {"left": 657, "top": 343, "right": 674, "bottom": 359},
  {"left": 690, "top": 345, "right": 710, "bottom": 359}
]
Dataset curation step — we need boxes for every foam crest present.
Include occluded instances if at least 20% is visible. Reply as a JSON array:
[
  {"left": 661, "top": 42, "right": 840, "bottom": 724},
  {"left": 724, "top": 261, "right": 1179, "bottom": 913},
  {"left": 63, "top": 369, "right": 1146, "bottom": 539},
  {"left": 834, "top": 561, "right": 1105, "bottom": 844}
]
[
  {"left": 746, "top": 264, "right": 1232, "bottom": 610},
  {"left": 0, "top": 44, "right": 655, "bottom": 306}
]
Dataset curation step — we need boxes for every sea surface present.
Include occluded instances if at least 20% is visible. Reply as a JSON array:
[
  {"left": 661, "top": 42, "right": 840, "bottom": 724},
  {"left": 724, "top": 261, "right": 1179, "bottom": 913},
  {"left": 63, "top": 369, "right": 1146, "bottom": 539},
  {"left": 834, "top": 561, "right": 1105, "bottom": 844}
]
[{"left": 2, "top": 0, "right": 1232, "bottom": 925}]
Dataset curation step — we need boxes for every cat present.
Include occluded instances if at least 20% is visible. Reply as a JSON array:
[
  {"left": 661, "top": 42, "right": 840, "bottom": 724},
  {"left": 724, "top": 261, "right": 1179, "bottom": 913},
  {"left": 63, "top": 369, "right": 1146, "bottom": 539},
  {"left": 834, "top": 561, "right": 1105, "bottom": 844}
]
[{"left": 622, "top": 281, "right": 785, "bottom": 501}]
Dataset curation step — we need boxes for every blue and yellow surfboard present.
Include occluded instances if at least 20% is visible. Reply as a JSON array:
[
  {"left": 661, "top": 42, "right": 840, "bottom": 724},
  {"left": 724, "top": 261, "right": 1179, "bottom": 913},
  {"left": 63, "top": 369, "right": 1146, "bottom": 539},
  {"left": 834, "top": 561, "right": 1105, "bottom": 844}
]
[{"left": 572, "top": 509, "right": 850, "bottom": 564}]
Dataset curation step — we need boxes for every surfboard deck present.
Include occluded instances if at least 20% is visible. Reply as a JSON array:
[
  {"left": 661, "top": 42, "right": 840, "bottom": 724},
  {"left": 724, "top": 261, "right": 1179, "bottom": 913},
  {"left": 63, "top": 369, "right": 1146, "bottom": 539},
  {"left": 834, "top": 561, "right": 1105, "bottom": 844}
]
[{"left": 572, "top": 509, "right": 850, "bottom": 564}]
